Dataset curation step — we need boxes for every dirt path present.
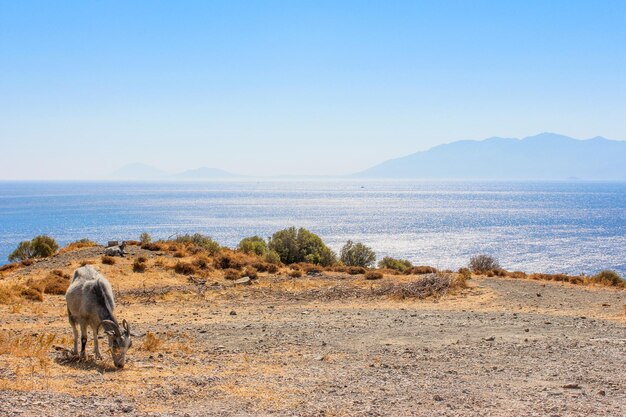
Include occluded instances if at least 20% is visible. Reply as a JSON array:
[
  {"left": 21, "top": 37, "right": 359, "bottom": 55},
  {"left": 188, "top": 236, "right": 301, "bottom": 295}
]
[{"left": 1, "top": 255, "right": 625, "bottom": 416}]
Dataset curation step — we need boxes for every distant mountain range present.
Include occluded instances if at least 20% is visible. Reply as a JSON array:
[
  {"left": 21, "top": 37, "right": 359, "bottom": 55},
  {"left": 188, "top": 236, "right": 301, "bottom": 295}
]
[
  {"left": 111, "top": 133, "right": 626, "bottom": 181},
  {"left": 110, "top": 163, "right": 239, "bottom": 180},
  {"left": 354, "top": 133, "right": 626, "bottom": 180}
]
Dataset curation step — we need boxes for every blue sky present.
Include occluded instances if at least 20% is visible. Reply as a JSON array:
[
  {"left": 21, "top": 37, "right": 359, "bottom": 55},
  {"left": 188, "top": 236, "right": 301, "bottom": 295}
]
[{"left": 1, "top": 1, "right": 625, "bottom": 178}]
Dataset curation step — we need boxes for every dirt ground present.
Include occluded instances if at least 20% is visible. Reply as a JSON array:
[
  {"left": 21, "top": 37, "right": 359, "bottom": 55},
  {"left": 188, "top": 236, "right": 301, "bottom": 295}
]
[{"left": 0, "top": 247, "right": 625, "bottom": 416}]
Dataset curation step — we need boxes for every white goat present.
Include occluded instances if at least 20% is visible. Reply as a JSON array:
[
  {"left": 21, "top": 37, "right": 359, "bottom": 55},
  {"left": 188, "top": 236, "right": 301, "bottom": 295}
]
[{"left": 65, "top": 265, "right": 132, "bottom": 368}]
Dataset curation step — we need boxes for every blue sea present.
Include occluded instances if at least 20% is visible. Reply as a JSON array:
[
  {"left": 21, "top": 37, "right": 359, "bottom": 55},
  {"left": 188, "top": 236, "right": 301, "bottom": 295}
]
[{"left": 1, "top": 180, "right": 625, "bottom": 276}]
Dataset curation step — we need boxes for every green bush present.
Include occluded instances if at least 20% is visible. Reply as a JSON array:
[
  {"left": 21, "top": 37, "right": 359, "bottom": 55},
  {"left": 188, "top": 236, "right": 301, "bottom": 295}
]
[
  {"left": 268, "top": 227, "right": 336, "bottom": 266},
  {"left": 175, "top": 233, "right": 221, "bottom": 255},
  {"left": 340, "top": 241, "right": 376, "bottom": 268},
  {"left": 140, "top": 232, "right": 152, "bottom": 245},
  {"left": 378, "top": 256, "right": 413, "bottom": 272},
  {"left": 264, "top": 250, "right": 282, "bottom": 265},
  {"left": 238, "top": 236, "right": 268, "bottom": 256},
  {"left": 8, "top": 235, "right": 59, "bottom": 262}
]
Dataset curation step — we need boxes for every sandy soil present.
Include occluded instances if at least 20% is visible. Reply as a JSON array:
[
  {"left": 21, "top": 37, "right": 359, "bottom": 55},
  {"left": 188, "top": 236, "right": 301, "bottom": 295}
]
[{"left": 0, "top": 247, "right": 624, "bottom": 416}]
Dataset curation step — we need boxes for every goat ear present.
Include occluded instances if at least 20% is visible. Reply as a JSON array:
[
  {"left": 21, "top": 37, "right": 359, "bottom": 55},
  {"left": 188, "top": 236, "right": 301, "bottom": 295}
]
[{"left": 122, "top": 319, "right": 130, "bottom": 335}]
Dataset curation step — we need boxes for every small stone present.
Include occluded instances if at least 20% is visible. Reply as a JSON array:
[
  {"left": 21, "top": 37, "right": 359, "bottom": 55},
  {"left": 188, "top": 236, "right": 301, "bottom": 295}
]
[
  {"left": 230, "top": 311, "right": 237, "bottom": 316},
  {"left": 598, "top": 390, "right": 606, "bottom": 396},
  {"left": 234, "top": 277, "right": 251, "bottom": 286},
  {"left": 562, "top": 383, "right": 581, "bottom": 389},
  {"left": 524, "top": 328, "right": 529, "bottom": 332},
  {"left": 433, "top": 395, "right": 444, "bottom": 402},
  {"left": 484, "top": 336, "right": 495, "bottom": 341},
  {"left": 121, "top": 404, "right": 134, "bottom": 413}
]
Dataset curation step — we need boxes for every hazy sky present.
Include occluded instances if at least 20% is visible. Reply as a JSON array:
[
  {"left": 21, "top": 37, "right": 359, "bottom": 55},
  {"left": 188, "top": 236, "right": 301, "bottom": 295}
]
[{"left": 1, "top": 1, "right": 625, "bottom": 179}]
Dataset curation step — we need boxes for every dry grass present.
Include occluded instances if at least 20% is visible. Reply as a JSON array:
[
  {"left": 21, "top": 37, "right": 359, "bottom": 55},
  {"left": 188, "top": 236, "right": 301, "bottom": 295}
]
[
  {"left": 133, "top": 259, "right": 147, "bottom": 273},
  {"left": 141, "top": 332, "right": 164, "bottom": 352},
  {"left": 364, "top": 271, "right": 383, "bottom": 280},
  {"left": 288, "top": 269, "right": 303, "bottom": 278},
  {"left": 26, "top": 270, "right": 70, "bottom": 295},
  {"left": 101, "top": 255, "right": 116, "bottom": 265},
  {"left": 59, "top": 239, "right": 97, "bottom": 254},
  {"left": 173, "top": 262, "right": 197, "bottom": 276},
  {"left": 0, "top": 283, "right": 43, "bottom": 304}
]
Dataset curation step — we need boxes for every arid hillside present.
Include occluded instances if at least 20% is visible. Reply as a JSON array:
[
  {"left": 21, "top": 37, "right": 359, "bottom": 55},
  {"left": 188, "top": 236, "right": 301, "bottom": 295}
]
[{"left": 0, "top": 243, "right": 624, "bottom": 416}]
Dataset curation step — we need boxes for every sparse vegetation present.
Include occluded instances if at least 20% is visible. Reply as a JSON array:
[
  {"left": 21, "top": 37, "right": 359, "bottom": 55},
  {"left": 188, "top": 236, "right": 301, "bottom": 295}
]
[
  {"left": 238, "top": 236, "right": 268, "bottom": 256},
  {"left": 364, "top": 270, "right": 383, "bottom": 280},
  {"left": 469, "top": 254, "right": 500, "bottom": 273},
  {"left": 224, "top": 268, "right": 241, "bottom": 280},
  {"left": 407, "top": 265, "right": 437, "bottom": 275},
  {"left": 26, "top": 270, "right": 70, "bottom": 295},
  {"left": 133, "top": 258, "right": 147, "bottom": 273},
  {"left": 140, "top": 232, "right": 152, "bottom": 245},
  {"left": 142, "top": 331, "right": 163, "bottom": 352},
  {"left": 378, "top": 256, "right": 413, "bottom": 272},
  {"left": 268, "top": 227, "right": 336, "bottom": 266},
  {"left": 8, "top": 235, "right": 59, "bottom": 262},
  {"left": 458, "top": 267, "right": 472, "bottom": 281},
  {"left": 59, "top": 239, "right": 97, "bottom": 253},
  {"left": 288, "top": 269, "right": 303, "bottom": 278},
  {"left": 175, "top": 233, "right": 221, "bottom": 255},
  {"left": 374, "top": 273, "right": 459, "bottom": 299},
  {"left": 174, "top": 262, "right": 197, "bottom": 275},
  {"left": 591, "top": 270, "right": 624, "bottom": 287},
  {"left": 101, "top": 255, "right": 116, "bottom": 265},
  {"left": 340, "top": 240, "right": 376, "bottom": 268}
]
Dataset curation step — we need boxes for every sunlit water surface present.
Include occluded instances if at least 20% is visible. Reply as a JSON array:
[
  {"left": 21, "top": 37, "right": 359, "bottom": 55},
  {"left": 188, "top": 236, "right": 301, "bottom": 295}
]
[{"left": 1, "top": 180, "right": 625, "bottom": 275}]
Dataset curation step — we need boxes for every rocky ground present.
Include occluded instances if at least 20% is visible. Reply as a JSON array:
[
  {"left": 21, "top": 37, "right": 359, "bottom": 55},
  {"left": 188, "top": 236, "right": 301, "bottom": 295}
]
[{"left": 0, "top": 247, "right": 624, "bottom": 416}]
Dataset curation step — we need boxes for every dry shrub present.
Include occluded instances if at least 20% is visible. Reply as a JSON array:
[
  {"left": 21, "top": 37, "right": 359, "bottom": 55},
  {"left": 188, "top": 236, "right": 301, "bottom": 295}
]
[
  {"left": 251, "top": 261, "right": 274, "bottom": 273},
  {"left": 407, "top": 265, "right": 437, "bottom": 275},
  {"left": 469, "top": 254, "right": 500, "bottom": 272},
  {"left": 0, "top": 263, "right": 19, "bottom": 274},
  {"left": 242, "top": 266, "right": 258, "bottom": 279},
  {"left": 101, "top": 255, "right": 116, "bottom": 265},
  {"left": 591, "top": 270, "right": 625, "bottom": 287},
  {"left": 458, "top": 267, "right": 472, "bottom": 280},
  {"left": 288, "top": 269, "right": 303, "bottom": 278},
  {"left": 79, "top": 259, "right": 94, "bottom": 266},
  {"left": 137, "top": 256, "right": 148, "bottom": 263},
  {"left": 173, "top": 250, "right": 187, "bottom": 258},
  {"left": 214, "top": 250, "right": 257, "bottom": 270},
  {"left": 19, "top": 286, "right": 44, "bottom": 302},
  {"left": 224, "top": 268, "right": 242, "bottom": 280},
  {"left": 491, "top": 269, "right": 507, "bottom": 277},
  {"left": 378, "top": 268, "right": 402, "bottom": 276},
  {"left": 142, "top": 242, "right": 165, "bottom": 251},
  {"left": 27, "top": 270, "right": 70, "bottom": 295},
  {"left": 59, "top": 239, "right": 97, "bottom": 253},
  {"left": 192, "top": 255, "right": 212, "bottom": 270},
  {"left": 133, "top": 259, "right": 147, "bottom": 273},
  {"left": 529, "top": 273, "right": 584, "bottom": 285},
  {"left": 330, "top": 265, "right": 349, "bottom": 273},
  {"left": 304, "top": 265, "right": 323, "bottom": 275},
  {"left": 364, "top": 271, "right": 383, "bottom": 280},
  {"left": 348, "top": 266, "right": 366, "bottom": 275},
  {"left": 0, "top": 284, "right": 22, "bottom": 304},
  {"left": 174, "top": 262, "right": 197, "bottom": 276},
  {"left": 507, "top": 271, "right": 527, "bottom": 279},
  {"left": 21, "top": 259, "right": 34, "bottom": 266},
  {"left": 374, "top": 273, "right": 456, "bottom": 299},
  {"left": 124, "top": 240, "right": 141, "bottom": 246},
  {"left": 142, "top": 332, "right": 163, "bottom": 352}
]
